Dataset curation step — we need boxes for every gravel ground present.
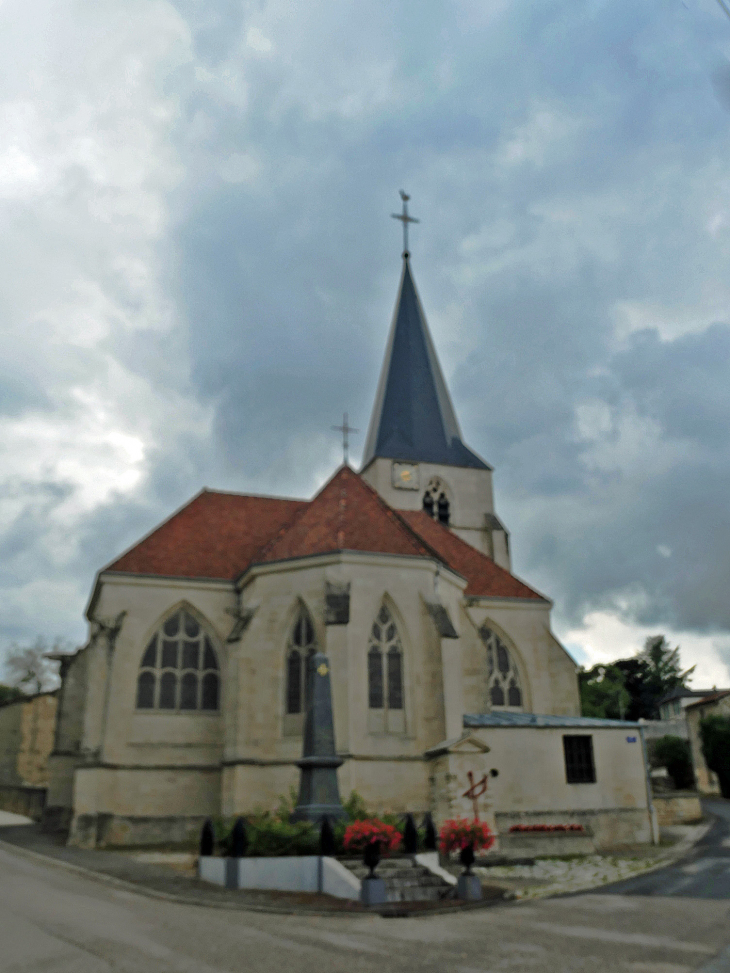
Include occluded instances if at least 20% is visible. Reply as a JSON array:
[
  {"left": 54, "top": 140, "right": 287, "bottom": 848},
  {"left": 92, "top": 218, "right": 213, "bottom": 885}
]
[{"left": 475, "top": 853, "right": 667, "bottom": 899}]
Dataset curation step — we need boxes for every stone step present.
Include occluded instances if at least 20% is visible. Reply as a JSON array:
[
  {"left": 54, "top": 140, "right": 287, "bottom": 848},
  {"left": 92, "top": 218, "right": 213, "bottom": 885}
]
[
  {"left": 347, "top": 865, "right": 441, "bottom": 881},
  {"left": 353, "top": 869, "right": 445, "bottom": 888},
  {"left": 338, "top": 856, "right": 455, "bottom": 903}
]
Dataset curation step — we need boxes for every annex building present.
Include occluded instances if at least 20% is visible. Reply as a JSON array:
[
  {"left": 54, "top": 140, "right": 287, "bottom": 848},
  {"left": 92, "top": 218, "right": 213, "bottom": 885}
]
[{"left": 46, "top": 246, "right": 653, "bottom": 850}]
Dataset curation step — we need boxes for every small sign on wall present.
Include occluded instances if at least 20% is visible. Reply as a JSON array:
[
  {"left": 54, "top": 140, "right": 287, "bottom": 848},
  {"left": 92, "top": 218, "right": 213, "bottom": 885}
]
[{"left": 626, "top": 736, "right": 637, "bottom": 743}]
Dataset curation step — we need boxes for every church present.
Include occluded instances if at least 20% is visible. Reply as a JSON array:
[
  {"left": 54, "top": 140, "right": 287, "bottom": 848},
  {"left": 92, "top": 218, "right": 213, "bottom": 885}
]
[{"left": 46, "top": 232, "right": 653, "bottom": 851}]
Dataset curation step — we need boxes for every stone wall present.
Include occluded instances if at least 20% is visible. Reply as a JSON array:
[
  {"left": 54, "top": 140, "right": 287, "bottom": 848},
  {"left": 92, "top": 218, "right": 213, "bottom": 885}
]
[
  {"left": 0, "top": 784, "right": 47, "bottom": 821},
  {"left": 653, "top": 792, "right": 703, "bottom": 826},
  {"left": 0, "top": 700, "right": 23, "bottom": 785},
  {"left": 428, "top": 723, "right": 653, "bottom": 850},
  {"left": 0, "top": 692, "right": 57, "bottom": 788},
  {"left": 686, "top": 695, "right": 730, "bottom": 794}
]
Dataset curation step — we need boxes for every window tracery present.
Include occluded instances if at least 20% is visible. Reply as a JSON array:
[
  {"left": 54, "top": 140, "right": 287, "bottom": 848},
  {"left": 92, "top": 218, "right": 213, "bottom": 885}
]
[
  {"left": 368, "top": 604, "right": 403, "bottom": 712},
  {"left": 480, "top": 626, "right": 523, "bottom": 710},
  {"left": 285, "top": 606, "right": 316, "bottom": 715},
  {"left": 136, "top": 609, "right": 220, "bottom": 712}
]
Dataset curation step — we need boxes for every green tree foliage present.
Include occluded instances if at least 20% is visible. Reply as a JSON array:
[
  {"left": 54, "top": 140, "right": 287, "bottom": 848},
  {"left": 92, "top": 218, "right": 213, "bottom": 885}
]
[
  {"left": 611, "top": 658, "right": 656, "bottom": 721},
  {"left": 579, "top": 664, "right": 631, "bottom": 719},
  {"left": 579, "top": 636, "right": 694, "bottom": 721},
  {"left": 700, "top": 715, "right": 730, "bottom": 799},
  {"left": 652, "top": 735, "right": 695, "bottom": 790},
  {"left": 0, "top": 684, "right": 23, "bottom": 706},
  {"left": 640, "top": 636, "right": 694, "bottom": 706}
]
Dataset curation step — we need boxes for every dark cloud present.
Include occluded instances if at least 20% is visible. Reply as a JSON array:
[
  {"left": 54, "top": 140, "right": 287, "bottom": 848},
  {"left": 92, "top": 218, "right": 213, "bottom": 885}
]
[{"left": 3, "top": 0, "right": 730, "bottom": 684}]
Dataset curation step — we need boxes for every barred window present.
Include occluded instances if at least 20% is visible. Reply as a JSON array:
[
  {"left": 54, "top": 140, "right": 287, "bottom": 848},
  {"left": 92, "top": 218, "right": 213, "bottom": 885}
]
[
  {"left": 563, "top": 735, "right": 596, "bottom": 784},
  {"left": 285, "top": 605, "right": 316, "bottom": 715},
  {"left": 136, "top": 609, "right": 220, "bottom": 712},
  {"left": 480, "top": 626, "right": 523, "bottom": 711},
  {"left": 368, "top": 604, "right": 403, "bottom": 712}
]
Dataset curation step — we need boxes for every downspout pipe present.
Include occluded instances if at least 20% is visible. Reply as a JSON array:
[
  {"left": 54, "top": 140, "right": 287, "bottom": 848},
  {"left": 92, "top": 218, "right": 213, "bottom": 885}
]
[{"left": 639, "top": 724, "right": 659, "bottom": 844}]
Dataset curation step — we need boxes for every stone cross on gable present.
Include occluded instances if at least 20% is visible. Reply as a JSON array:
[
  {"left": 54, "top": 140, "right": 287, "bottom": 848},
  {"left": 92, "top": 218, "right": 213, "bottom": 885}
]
[{"left": 332, "top": 412, "right": 358, "bottom": 465}]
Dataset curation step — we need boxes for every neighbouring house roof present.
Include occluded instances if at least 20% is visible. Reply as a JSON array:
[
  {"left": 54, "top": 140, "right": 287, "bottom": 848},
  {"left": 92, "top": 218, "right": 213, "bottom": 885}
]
[
  {"left": 400, "top": 510, "right": 546, "bottom": 601},
  {"left": 685, "top": 690, "right": 730, "bottom": 711},
  {"left": 464, "top": 712, "right": 641, "bottom": 729},
  {"left": 101, "top": 466, "right": 545, "bottom": 603},
  {"left": 106, "top": 490, "right": 306, "bottom": 580},
  {"left": 656, "top": 687, "right": 716, "bottom": 707},
  {"left": 361, "top": 256, "right": 490, "bottom": 471}
]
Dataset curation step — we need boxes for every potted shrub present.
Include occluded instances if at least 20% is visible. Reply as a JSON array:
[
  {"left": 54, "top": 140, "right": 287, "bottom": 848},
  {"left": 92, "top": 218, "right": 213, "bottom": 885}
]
[
  {"left": 343, "top": 819, "right": 401, "bottom": 906},
  {"left": 439, "top": 818, "right": 495, "bottom": 901}
]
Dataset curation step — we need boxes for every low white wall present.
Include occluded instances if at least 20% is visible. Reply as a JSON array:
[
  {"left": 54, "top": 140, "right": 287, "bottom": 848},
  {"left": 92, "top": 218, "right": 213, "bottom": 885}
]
[
  {"left": 198, "top": 856, "right": 360, "bottom": 900},
  {"left": 415, "top": 851, "right": 456, "bottom": 886}
]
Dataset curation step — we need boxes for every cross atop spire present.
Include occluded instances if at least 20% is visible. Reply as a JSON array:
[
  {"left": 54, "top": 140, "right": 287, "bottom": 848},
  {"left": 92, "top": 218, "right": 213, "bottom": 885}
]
[{"left": 391, "top": 190, "right": 420, "bottom": 257}]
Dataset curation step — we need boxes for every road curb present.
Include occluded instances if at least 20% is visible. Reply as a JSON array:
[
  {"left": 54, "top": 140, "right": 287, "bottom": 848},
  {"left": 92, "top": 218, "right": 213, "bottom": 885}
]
[{"left": 0, "top": 836, "right": 506, "bottom": 919}]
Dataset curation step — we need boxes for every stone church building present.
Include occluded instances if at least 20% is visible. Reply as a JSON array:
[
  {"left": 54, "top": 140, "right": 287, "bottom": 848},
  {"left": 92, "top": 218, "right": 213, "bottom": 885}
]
[{"left": 47, "top": 252, "right": 653, "bottom": 850}]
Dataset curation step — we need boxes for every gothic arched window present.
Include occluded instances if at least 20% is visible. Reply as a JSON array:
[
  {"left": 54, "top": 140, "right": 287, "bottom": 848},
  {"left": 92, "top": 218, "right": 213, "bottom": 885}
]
[
  {"left": 368, "top": 604, "right": 404, "bottom": 713},
  {"left": 136, "top": 609, "right": 220, "bottom": 712},
  {"left": 480, "top": 626, "right": 523, "bottom": 711},
  {"left": 285, "top": 606, "right": 316, "bottom": 715}
]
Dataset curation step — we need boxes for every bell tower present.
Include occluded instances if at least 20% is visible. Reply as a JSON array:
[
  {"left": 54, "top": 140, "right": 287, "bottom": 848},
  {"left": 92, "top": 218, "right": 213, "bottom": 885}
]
[{"left": 360, "top": 220, "right": 510, "bottom": 568}]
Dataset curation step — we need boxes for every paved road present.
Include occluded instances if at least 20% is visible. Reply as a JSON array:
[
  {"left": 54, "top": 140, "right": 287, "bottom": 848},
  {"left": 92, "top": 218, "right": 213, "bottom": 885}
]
[
  {"left": 603, "top": 800, "right": 730, "bottom": 899},
  {"left": 1, "top": 838, "right": 730, "bottom": 973}
]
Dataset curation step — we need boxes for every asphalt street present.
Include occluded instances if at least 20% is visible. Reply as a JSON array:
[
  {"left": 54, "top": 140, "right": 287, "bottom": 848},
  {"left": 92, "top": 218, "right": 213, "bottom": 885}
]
[
  {"left": 602, "top": 800, "right": 730, "bottom": 899},
  {"left": 1, "top": 831, "right": 730, "bottom": 973}
]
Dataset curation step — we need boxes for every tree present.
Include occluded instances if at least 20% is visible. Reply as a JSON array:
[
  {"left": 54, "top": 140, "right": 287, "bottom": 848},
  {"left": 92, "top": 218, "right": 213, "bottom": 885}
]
[
  {"left": 700, "top": 716, "right": 730, "bottom": 799},
  {"left": 4, "top": 637, "right": 66, "bottom": 694},
  {"left": 639, "top": 636, "right": 694, "bottom": 707},
  {"left": 579, "top": 664, "right": 631, "bottom": 720},
  {"left": 610, "top": 637, "right": 694, "bottom": 720},
  {"left": 652, "top": 735, "right": 695, "bottom": 790},
  {"left": 0, "top": 684, "right": 24, "bottom": 706},
  {"left": 612, "top": 657, "right": 655, "bottom": 721}
]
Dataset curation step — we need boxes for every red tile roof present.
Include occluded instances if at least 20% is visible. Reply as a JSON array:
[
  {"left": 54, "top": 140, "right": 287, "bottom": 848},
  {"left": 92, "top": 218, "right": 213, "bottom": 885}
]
[
  {"left": 104, "top": 468, "right": 545, "bottom": 601},
  {"left": 106, "top": 490, "right": 306, "bottom": 580},
  {"left": 258, "top": 466, "right": 435, "bottom": 563},
  {"left": 685, "top": 690, "right": 730, "bottom": 710},
  {"left": 400, "top": 510, "right": 546, "bottom": 601}
]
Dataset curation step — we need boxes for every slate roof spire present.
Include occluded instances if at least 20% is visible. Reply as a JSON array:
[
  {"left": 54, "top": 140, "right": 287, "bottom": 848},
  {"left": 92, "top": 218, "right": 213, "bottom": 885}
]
[{"left": 362, "top": 254, "right": 490, "bottom": 471}]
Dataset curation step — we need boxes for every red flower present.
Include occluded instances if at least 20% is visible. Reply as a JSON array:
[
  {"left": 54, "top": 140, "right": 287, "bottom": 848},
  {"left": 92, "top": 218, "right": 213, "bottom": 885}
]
[
  {"left": 342, "top": 819, "right": 402, "bottom": 856},
  {"left": 438, "top": 818, "right": 495, "bottom": 854},
  {"left": 508, "top": 823, "right": 584, "bottom": 834}
]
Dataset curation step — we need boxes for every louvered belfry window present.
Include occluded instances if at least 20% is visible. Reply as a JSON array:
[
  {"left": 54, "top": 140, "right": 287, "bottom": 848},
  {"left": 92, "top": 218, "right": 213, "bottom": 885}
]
[
  {"left": 136, "top": 609, "right": 220, "bottom": 712},
  {"left": 285, "top": 606, "right": 316, "bottom": 715},
  {"left": 368, "top": 604, "right": 403, "bottom": 711}
]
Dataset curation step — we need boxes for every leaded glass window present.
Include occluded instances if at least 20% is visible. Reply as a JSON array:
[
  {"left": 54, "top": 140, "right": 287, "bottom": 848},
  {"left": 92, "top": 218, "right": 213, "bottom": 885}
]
[
  {"left": 285, "top": 605, "right": 316, "bottom": 715},
  {"left": 480, "top": 626, "right": 523, "bottom": 711},
  {"left": 368, "top": 604, "right": 403, "bottom": 712},
  {"left": 135, "top": 609, "right": 220, "bottom": 712}
]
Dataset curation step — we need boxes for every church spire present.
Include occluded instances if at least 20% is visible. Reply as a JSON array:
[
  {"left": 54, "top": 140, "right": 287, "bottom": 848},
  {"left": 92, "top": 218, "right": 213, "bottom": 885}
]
[{"left": 361, "top": 253, "right": 490, "bottom": 472}]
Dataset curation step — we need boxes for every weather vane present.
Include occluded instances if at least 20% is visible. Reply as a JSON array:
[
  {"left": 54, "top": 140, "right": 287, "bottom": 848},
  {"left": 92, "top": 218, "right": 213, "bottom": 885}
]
[
  {"left": 332, "top": 412, "right": 358, "bottom": 465},
  {"left": 391, "top": 190, "right": 420, "bottom": 257}
]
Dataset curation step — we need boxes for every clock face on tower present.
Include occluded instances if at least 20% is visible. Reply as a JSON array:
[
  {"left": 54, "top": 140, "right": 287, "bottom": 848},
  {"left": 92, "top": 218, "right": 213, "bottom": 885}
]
[{"left": 392, "top": 462, "right": 420, "bottom": 490}]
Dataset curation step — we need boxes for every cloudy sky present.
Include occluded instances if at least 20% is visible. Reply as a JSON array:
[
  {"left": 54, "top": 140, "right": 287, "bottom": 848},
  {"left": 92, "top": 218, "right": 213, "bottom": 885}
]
[{"left": 2, "top": 0, "right": 730, "bottom": 686}]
